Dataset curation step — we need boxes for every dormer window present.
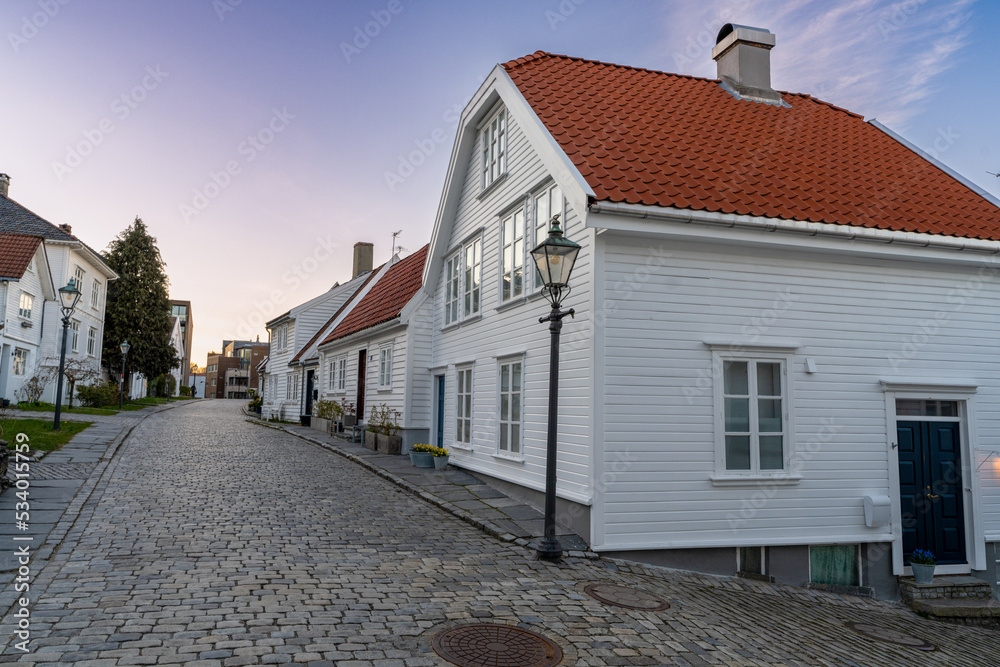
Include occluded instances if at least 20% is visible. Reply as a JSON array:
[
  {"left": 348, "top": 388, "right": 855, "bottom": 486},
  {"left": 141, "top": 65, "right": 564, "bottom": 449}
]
[{"left": 481, "top": 107, "right": 507, "bottom": 190}]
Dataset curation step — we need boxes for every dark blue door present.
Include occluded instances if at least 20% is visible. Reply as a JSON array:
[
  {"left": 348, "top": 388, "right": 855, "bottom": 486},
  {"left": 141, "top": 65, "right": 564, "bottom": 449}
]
[
  {"left": 436, "top": 376, "right": 445, "bottom": 448},
  {"left": 897, "top": 421, "right": 966, "bottom": 565}
]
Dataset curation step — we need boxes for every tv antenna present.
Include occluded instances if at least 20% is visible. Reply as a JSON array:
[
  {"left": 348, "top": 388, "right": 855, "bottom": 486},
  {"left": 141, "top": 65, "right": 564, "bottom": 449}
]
[
  {"left": 391, "top": 230, "right": 403, "bottom": 257},
  {"left": 988, "top": 171, "right": 999, "bottom": 178}
]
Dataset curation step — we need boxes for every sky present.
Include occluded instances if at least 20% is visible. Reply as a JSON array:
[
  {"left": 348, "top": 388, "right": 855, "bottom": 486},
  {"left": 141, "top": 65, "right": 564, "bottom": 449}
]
[{"left": 1, "top": 0, "right": 997, "bottom": 368}]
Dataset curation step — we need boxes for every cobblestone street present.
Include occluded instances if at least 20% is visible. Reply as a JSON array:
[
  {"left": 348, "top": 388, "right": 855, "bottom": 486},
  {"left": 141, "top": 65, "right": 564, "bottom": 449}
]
[{"left": 1, "top": 400, "right": 998, "bottom": 666}]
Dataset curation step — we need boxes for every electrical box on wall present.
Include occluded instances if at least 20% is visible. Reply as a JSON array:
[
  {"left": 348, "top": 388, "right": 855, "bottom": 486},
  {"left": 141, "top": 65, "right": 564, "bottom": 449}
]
[{"left": 864, "top": 495, "right": 891, "bottom": 528}]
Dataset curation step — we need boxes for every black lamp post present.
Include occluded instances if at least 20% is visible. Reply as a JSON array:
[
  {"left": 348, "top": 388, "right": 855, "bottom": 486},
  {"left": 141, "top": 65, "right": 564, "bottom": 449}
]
[
  {"left": 119, "top": 340, "right": 130, "bottom": 409},
  {"left": 53, "top": 278, "right": 82, "bottom": 430},
  {"left": 529, "top": 214, "right": 581, "bottom": 560}
]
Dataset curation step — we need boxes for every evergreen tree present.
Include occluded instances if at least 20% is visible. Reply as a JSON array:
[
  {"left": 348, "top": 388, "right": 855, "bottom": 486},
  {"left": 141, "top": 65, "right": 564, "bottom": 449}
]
[{"left": 102, "top": 217, "right": 179, "bottom": 384}]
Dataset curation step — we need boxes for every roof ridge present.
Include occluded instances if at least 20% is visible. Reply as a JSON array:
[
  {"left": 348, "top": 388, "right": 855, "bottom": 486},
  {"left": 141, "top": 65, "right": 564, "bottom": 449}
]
[{"left": 0, "top": 195, "right": 78, "bottom": 241}]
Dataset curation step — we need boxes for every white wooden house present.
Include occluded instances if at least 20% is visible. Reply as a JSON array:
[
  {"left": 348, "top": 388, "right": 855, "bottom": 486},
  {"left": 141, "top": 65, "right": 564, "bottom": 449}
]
[
  {"left": 315, "top": 245, "right": 432, "bottom": 449},
  {"left": 420, "top": 26, "right": 1000, "bottom": 599},
  {"left": 0, "top": 234, "right": 55, "bottom": 403},
  {"left": 0, "top": 175, "right": 117, "bottom": 405}
]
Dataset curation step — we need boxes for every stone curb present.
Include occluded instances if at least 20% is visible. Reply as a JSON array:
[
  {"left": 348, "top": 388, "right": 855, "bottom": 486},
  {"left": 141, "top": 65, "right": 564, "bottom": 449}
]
[
  {"left": 0, "top": 399, "right": 198, "bottom": 616},
  {"left": 246, "top": 417, "right": 601, "bottom": 560}
]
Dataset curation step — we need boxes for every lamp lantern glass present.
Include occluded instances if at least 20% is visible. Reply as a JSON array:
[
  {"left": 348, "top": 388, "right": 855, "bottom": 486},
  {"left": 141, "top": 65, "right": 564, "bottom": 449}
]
[
  {"left": 121, "top": 340, "right": 130, "bottom": 355},
  {"left": 58, "top": 278, "right": 82, "bottom": 314},
  {"left": 530, "top": 215, "right": 581, "bottom": 297}
]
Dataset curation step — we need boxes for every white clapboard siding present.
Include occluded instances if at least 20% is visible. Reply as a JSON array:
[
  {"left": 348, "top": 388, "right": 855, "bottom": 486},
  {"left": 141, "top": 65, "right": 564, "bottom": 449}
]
[
  {"left": 431, "top": 104, "right": 593, "bottom": 501},
  {"left": 599, "top": 232, "right": 1000, "bottom": 550},
  {"left": 320, "top": 326, "right": 410, "bottom": 427}
]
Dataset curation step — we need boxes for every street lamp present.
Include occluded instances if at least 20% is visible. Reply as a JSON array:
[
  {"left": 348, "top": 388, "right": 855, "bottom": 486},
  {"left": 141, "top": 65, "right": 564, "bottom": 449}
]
[
  {"left": 529, "top": 214, "right": 581, "bottom": 560},
  {"left": 119, "top": 340, "right": 130, "bottom": 409},
  {"left": 53, "top": 278, "right": 82, "bottom": 430}
]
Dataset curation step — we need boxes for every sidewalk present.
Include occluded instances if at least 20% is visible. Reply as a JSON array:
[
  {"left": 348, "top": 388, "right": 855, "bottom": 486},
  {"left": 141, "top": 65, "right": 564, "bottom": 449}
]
[{"left": 257, "top": 420, "right": 595, "bottom": 556}]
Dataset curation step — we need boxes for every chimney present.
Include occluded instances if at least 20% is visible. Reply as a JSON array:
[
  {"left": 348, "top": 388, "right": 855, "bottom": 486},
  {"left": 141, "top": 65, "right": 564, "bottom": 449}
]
[
  {"left": 352, "top": 242, "right": 373, "bottom": 279},
  {"left": 59, "top": 223, "right": 73, "bottom": 235},
  {"left": 0, "top": 173, "right": 9, "bottom": 197},
  {"left": 712, "top": 24, "right": 782, "bottom": 105}
]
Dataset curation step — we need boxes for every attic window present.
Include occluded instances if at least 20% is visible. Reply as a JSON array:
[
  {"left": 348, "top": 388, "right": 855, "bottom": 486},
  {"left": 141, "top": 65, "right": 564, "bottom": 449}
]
[{"left": 481, "top": 107, "right": 507, "bottom": 190}]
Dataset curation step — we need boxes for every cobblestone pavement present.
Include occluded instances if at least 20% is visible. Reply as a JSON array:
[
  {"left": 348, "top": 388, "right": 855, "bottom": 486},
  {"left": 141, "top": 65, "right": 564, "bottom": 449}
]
[{"left": 1, "top": 400, "right": 998, "bottom": 666}]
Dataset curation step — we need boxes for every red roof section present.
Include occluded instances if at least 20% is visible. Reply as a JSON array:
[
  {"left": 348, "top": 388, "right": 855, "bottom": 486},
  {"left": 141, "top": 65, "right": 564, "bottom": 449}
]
[
  {"left": 0, "top": 233, "right": 42, "bottom": 279},
  {"left": 321, "top": 245, "right": 429, "bottom": 344},
  {"left": 290, "top": 267, "right": 383, "bottom": 363},
  {"left": 503, "top": 52, "right": 1000, "bottom": 240}
]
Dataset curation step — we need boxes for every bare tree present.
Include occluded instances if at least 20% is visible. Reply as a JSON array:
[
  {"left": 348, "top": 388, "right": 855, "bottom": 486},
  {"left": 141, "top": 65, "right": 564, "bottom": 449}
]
[{"left": 59, "top": 358, "right": 100, "bottom": 409}]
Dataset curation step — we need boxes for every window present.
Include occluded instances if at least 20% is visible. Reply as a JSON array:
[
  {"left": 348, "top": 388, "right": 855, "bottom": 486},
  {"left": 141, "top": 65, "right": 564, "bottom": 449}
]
[
  {"left": 378, "top": 346, "right": 393, "bottom": 389},
  {"left": 212, "top": 378, "right": 217, "bottom": 386},
  {"left": 18, "top": 292, "right": 33, "bottom": 319},
  {"left": 464, "top": 238, "right": 482, "bottom": 316},
  {"left": 500, "top": 207, "right": 525, "bottom": 302},
  {"left": 498, "top": 359, "right": 523, "bottom": 455},
  {"left": 286, "top": 373, "right": 294, "bottom": 400},
  {"left": 91, "top": 280, "right": 101, "bottom": 308},
  {"left": 73, "top": 265, "right": 84, "bottom": 289},
  {"left": 810, "top": 545, "right": 860, "bottom": 587},
  {"left": 87, "top": 327, "right": 97, "bottom": 356},
  {"left": 335, "top": 356, "right": 346, "bottom": 392},
  {"left": 444, "top": 254, "right": 460, "bottom": 325},
  {"left": 456, "top": 367, "right": 473, "bottom": 446},
  {"left": 13, "top": 349, "right": 27, "bottom": 376},
  {"left": 533, "top": 183, "right": 563, "bottom": 288},
  {"left": 444, "top": 237, "right": 483, "bottom": 327},
  {"left": 720, "top": 358, "right": 787, "bottom": 472},
  {"left": 481, "top": 107, "right": 506, "bottom": 189},
  {"left": 327, "top": 361, "right": 335, "bottom": 390},
  {"left": 70, "top": 320, "right": 80, "bottom": 352}
]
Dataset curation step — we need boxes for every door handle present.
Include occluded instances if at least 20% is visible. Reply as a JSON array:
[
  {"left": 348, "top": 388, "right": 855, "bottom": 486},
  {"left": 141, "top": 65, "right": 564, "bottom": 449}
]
[{"left": 925, "top": 493, "right": 939, "bottom": 499}]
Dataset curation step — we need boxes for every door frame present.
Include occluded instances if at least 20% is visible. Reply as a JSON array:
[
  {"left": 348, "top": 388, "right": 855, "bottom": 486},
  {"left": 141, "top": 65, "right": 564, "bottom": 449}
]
[{"left": 884, "top": 382, "right": 986, "bottom": 575}]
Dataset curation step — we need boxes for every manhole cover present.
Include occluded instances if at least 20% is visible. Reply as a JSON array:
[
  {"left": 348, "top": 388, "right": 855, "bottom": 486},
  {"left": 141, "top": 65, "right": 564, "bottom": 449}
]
[
  {"left": 844, "top": 622, "right": 935, "bottom": 651},
  {"left": 584, "top": 583, "right": 670, "bottom": 611},
  {"left": 432, "top": 623, "right": 563, "bottom": 667}
]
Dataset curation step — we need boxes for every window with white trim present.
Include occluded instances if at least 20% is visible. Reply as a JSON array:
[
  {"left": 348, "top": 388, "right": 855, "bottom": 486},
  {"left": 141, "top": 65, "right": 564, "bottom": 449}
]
[
  {"left": 532, "top": 183, "right": 564, "bottom": 289},
  {"left": 285, "top": 373, "right": 294, "bottom": 400},
  {"left": 73, "top": 265, "right": 84, "bottom": 288},
  {"left": 378, "top": 346, "right": 393, "bottom": 389},
  {"left": 335, "top": 356, "right": 346, "bottom": 392},
  {"left": 70, "top": 320, "right": 80, "bottom": 352},
  {"left": 498, "top": 358, "right": 523, "bottom": 455},
  {"left": 18, "top": 292, "right": 33, "bottom": 319},
  {"left": 293, "top": 373, "right": 299, "bottom": 400},
  {"left": 481, "top": 107, "right": 506, "bottom": 189},
  {"left": 91, "top": 280, "right": 101, "bottom": 309},
  {"left": 13, "top": 349, "right": 27, "bottom": 376},
  {"left": 464, "top": 238, "right": 482, "bottom": 316},
  {"left": 719, "top": 357, "right": 788, "bottom": 472},
  {"left": 456, "top": 366, "right": 473, "bottom": 446},
  {"left": 87, "top": 327, "right": 97, "bottom": 356},
  {"left": 500, "top": 207, "right": 525, "bottom": 302},
  {"left": 444, "top": 254, "right": 460, "bottom": 325}
]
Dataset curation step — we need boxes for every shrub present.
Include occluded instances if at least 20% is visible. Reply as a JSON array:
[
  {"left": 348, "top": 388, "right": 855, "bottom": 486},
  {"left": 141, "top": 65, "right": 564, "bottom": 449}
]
[
  {"left": 77, "top": 382, "right": 120, "bottom": 407},
  {"left": 179, "top": 385, "right": 191, "bottom": 397},
  {"left": 314, "top": 400, "right": 341, "bottom": 421}
]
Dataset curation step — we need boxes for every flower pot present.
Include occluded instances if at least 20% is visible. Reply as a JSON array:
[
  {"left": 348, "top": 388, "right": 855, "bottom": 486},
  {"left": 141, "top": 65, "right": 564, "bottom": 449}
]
[
  {"left": 364, "top": 431, "right": 378, "bottom": 451},
  {"left": 911, "top": 563, "right": 935, "bottom": 584},
  {"left": 433, "top": 455, "right": 449, "bottom": 470},
  {"left": 311, "top": 417, "right": 328, "bottom": 434},
  {"left": 410, "top": 452, "right": 434, "bottom": 468},
  {"left": 377, "top": 433, "right": 402, "bottom": 455}
]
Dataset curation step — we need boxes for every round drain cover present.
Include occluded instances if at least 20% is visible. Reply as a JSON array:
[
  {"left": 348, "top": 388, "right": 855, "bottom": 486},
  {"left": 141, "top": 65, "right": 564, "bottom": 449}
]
[
  {"left": 845, "top": 622, "right": 935, "bottom": 651},
  {"left": 432, "top": 623, "right": 563, "bottom": 667},
  {"left": 584, "top": 583, "right": 670, "bottom": 611}
]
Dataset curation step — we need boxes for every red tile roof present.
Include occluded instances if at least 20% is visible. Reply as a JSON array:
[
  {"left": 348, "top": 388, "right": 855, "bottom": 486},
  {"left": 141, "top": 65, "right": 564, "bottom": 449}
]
[
  {"left": 0, "top": 233, "right": 42, "bottom": 279},
  {"left": 321, "top": 245, "right": 429, "bottom": 344},
  {"left": 290, "top": 268, "right": 383, "bottom": 363},
  {"left": 503, "top": 52, "right": 1000, "bottom": 240}
]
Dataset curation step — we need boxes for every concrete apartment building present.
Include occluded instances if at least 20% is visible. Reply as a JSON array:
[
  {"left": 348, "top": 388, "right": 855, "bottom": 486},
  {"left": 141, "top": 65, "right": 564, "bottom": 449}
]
[{"left": 204, "top": 339, "right": 267, "bottom": 399}]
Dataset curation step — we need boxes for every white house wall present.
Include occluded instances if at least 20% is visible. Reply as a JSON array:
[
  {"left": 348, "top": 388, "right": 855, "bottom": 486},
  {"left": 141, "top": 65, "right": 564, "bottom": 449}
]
[
  {"left": 430, "top": 102, "right": 594, "bottom": 503},
  {"left": 597, "top": 230, "right": 1000, "bottom": 554},
  {"left": 0, "top": 253, "right": 47, "bottom": 401}
]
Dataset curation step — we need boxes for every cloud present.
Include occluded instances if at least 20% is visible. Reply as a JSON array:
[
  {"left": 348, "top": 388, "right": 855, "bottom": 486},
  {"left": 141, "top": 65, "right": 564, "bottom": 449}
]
[{"left": 650, "top": 0, "right": 975, "bottom": 129}]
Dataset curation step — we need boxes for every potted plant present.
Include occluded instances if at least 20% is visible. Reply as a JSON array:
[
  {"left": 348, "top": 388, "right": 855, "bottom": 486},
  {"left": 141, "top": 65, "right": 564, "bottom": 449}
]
[
  {"left": 312, "top": 399, "right": 337, "bottom": 434},
  {"left": 369, "top": 403, "right": 402, "bottom": 454},
  {"left": 410, "top": 443, "right": 435, "bottom": 468},
  {"left": 910, "top": 549, "right": 936, "bottom": 584},
  {"left": 432, "top": 446, "right": 450, "bottom": 470}
]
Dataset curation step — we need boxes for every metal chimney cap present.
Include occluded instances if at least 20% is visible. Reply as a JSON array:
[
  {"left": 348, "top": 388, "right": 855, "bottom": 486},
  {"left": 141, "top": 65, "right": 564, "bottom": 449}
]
[{"left": 712, "top": 24, "right": 776, "bottom": 60}]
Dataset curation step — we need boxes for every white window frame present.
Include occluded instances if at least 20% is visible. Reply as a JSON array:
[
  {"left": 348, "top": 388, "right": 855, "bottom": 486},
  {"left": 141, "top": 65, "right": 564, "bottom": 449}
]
[
  {"left": 444, "top": 253, "right": 460, "bottom": 326},
  {"left": 532, "top": 182, "right": 565, "bottom": 290},
  {"left": 378, "top": 345, "right": 393, "bottom": 389},
  {"left": 285, "top": 372, "right": 294, "bottom": 400},
  {"left": 87, "top": 327, "right": 97, "bottom": 356},
  {"left": 500, "top": 205, "right": 526, "bottom": 303},
  {"left": 496, "top": 357, "right": 524, "bottom": 458},
  {"left": 456, "top": 365, "right": 473, "bottom": 447},
  {"left": 18, "top": 292, "right": 33, "bottom": 319},
  {"left": 480, "top": 106, "right": 507, "bottom": 190},
  {"left": 335, "top": 355, "right": 347, "bottom": 392},
  {"left": 73, "top": 265, "right": 84, "bottom": 289},
  {"left": 711, "top": 349, "right": 794, "bottom": 480},
  {"left": 70, "top": 320, "right": 80, "bottom": 352},
  {"left": 91, "top": 280, "right": 101, "bottom": 309},
  {"left": 13, "top": 349, "right": 27, "bottom": 376}
]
